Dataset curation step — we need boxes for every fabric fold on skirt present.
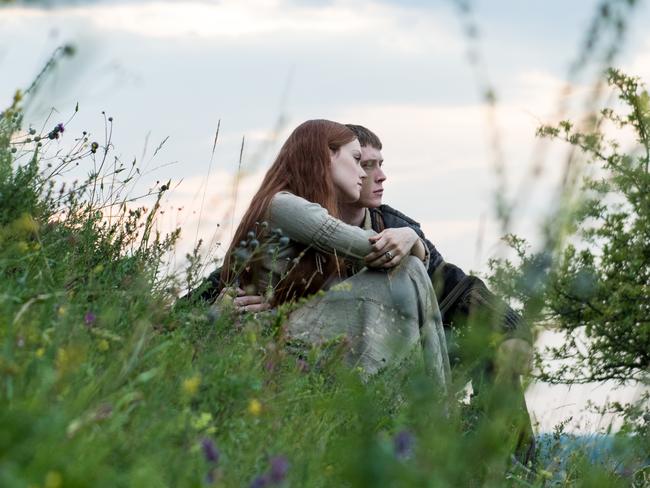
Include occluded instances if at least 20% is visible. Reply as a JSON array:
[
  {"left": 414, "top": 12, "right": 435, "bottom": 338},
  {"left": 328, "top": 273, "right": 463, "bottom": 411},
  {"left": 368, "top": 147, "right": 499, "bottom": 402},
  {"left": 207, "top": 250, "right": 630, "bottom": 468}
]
[{"left": 285, "top": 256, "right": 451, "bottom": 391}]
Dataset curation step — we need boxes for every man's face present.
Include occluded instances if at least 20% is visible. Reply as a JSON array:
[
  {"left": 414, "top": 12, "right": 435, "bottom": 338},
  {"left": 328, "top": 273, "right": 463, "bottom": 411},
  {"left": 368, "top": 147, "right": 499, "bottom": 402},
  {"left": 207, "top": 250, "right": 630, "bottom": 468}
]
[{"left": 357, "top": 145, "right": 385, "bottom": 208}]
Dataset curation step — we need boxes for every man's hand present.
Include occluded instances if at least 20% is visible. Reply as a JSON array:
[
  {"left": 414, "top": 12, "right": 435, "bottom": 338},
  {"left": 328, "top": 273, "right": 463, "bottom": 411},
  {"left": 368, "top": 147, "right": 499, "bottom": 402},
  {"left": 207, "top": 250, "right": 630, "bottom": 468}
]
[
  {"left": 216, "top": 287, "right": 271, "bottom": 313},
  {"left": 365, "top": 227, "right": 420, "bottom": 268},
  {"left": 234, "top": 292, "right": 271, "bottom": 313}
]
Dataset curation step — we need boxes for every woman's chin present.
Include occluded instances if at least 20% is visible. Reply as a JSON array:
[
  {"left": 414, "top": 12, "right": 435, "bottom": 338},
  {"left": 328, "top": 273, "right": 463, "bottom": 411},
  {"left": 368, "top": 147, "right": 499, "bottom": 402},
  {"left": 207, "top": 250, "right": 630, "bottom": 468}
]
[{"left": 343, "top": 192, "right": 361, "bottom": 203}]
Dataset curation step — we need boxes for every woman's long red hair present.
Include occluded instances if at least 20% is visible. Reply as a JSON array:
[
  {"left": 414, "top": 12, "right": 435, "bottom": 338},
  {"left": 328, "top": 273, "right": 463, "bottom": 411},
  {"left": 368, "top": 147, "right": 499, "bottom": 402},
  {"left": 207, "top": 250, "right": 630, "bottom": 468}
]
[{"left": 221, "top": 119, "right": 356, "bottom": 305}]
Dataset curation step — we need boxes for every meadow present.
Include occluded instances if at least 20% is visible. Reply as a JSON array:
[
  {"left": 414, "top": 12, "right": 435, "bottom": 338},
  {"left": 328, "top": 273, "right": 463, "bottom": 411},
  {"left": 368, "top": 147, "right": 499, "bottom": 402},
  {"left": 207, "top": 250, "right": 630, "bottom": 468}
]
[{"left": 1, "top": 48, "right": 649, "bottom": 487}]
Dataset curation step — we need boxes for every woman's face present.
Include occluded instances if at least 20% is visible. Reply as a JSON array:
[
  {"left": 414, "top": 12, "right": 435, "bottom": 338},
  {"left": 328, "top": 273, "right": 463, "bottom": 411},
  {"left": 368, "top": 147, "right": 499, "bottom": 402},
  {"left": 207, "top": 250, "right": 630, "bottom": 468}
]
[{"left": 330, "top": 139, "right": 366, "bottom": 203}]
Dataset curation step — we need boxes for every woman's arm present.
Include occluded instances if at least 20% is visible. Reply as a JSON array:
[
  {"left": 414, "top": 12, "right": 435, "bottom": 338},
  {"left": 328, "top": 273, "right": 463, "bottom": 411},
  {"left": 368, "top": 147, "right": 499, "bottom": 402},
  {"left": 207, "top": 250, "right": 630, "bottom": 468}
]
[{"left": 267, "top": 191, "right": 376, "bottom": 260}]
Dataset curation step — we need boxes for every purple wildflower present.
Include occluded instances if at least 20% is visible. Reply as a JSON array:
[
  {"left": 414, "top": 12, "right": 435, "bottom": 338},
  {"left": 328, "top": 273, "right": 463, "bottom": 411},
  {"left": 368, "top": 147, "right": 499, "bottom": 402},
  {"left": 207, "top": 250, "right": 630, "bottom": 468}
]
[
  {"left": 201, "top": 438, "right": 220, "bottom": 464},
  {"left": 48, "top": 123, "right": 65, "bottom": 140},
  {"left": 249, "top": 474, "right": 270, "bottom": 488},
  {"left": 84, "top": 312, "right": 97, "bottom": 327},
  {"left": 269, "top": 456, "right": 289, "bottom": 483},
  {"left": 393, "top": 430, "right": 415, "bottom": 459}
]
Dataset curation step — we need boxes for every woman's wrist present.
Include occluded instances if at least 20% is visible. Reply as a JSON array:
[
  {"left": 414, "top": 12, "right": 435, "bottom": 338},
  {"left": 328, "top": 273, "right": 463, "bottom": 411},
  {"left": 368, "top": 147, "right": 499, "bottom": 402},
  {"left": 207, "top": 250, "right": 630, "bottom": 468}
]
[{"left": 409, "top": 235, "right": 426, "bottom": 260}]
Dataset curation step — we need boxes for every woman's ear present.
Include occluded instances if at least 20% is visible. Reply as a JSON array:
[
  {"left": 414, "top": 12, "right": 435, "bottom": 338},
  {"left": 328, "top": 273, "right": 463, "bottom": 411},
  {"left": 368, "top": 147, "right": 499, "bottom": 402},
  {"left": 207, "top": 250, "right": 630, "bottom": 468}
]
[{"left": 329, "top": 147, "right": 339, "bottom": 163}]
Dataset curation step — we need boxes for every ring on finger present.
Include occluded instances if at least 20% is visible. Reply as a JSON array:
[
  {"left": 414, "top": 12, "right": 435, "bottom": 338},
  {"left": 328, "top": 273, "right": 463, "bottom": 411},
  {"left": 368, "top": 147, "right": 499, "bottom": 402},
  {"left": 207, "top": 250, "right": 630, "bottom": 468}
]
[{"left": 384, "top": 250, "right": 394, "bottom": 260}]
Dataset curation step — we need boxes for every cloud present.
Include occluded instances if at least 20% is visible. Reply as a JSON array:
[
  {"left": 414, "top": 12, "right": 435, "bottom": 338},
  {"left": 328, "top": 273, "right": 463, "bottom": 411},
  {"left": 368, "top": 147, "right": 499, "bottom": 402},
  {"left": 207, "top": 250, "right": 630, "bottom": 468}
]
[
  {"left": 624, "top": 36, "right": 650, "bottom": 82},
  {"left": 155, "top": 165, "right": 268, "bottom": 269},
  {"left": 2, "top": 0, "right": 636, "bottom": 276},
  {"left": 3, "top": 0, "right": 459, "bottom": 54},
  {"left": 328, "top": 69, "right": 595, "bottom": 270}
]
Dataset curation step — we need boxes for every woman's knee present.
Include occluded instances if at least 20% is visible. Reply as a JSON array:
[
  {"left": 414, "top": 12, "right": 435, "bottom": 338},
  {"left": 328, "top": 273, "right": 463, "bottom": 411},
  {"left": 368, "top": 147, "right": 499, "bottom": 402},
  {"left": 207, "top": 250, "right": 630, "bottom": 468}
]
[
  {"left": 397, "top": 255, "right": 429, "bottom": 279},
  {"left": 393, "top": 256, "right": 439, "bottom": 308}
]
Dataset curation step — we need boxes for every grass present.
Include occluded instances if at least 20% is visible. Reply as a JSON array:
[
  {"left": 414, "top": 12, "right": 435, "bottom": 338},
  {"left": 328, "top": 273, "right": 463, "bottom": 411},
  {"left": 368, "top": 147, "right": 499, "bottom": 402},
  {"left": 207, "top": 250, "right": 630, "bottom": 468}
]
[{"left": 1, "top": 83, "right": 648, "bottom": 487}]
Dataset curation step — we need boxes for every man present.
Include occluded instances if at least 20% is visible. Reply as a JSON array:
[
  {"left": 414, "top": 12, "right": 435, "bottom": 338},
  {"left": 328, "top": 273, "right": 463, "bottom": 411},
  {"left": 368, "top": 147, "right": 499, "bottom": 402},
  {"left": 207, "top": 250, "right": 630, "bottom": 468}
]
[
  {"left": 343, "top": 124, "right": 529, "bottom": 357},
  {"left": 344, "top": 124, "right": 535, "bottom": 465}
]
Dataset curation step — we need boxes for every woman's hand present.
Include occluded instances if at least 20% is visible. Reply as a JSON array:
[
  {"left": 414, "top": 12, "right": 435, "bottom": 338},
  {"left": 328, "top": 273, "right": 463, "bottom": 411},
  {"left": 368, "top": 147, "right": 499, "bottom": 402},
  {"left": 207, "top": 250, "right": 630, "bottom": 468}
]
[{"left": 364, "top": 227, "right": 420, "bottom": 268}]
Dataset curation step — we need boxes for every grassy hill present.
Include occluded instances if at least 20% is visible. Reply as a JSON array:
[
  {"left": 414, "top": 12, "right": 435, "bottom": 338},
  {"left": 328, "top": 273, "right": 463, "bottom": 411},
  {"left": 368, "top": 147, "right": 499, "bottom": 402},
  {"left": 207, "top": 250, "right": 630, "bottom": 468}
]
[{"left": 1, "top": 90, "right": 647, "bottom": 487}]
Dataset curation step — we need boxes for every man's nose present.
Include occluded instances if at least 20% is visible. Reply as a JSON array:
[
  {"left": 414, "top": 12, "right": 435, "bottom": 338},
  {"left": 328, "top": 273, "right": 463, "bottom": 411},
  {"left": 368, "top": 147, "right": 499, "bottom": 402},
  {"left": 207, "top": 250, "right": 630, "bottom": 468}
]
[{"left": 377, "top": 168, "right": 386, "bottom": 182}]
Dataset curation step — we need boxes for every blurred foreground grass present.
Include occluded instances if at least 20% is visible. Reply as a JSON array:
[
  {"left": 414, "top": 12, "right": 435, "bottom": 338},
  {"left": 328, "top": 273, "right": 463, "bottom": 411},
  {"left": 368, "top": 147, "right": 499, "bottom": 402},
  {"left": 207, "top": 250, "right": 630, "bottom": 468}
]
[{"left": 1, "top": 79, "right": 648, "bottom": 487}]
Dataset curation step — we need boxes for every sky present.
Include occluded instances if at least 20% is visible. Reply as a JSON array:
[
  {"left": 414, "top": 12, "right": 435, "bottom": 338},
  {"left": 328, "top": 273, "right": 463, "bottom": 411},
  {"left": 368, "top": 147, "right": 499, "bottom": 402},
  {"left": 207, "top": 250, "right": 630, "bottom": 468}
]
[{"left": 1, "top": 0, "right": 648, "bottom": 432}]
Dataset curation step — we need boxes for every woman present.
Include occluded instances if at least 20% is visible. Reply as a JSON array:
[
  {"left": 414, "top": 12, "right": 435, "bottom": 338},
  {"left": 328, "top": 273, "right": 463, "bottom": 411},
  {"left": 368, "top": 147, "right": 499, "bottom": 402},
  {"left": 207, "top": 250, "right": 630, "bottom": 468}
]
[{"left": 220, "top": 120, "right": 450, "bottom": 387}]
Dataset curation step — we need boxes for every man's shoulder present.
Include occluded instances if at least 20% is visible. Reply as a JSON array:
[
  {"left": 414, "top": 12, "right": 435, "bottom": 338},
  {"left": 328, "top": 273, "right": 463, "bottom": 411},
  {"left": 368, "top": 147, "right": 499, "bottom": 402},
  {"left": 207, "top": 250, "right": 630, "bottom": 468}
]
[
  {"left": 373, "top": 204, "right": 422, "bottom": 228},
  {"left": 371, "top": 203, "right": 445, "bottom": 275}
]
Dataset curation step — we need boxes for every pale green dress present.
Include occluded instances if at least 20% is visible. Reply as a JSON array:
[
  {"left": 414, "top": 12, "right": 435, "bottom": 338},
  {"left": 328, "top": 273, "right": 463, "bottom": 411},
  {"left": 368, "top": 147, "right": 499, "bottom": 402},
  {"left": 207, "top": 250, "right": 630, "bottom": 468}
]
[{"left": 263, "top": 192, "right": 451, "bottom": 389}]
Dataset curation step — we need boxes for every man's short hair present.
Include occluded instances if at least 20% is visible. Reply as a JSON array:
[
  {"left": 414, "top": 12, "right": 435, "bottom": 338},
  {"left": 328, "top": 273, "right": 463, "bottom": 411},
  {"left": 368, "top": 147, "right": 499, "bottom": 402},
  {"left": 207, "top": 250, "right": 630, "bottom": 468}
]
[{"left": 345, "top": 124, "right": 382, "bottom": 150}]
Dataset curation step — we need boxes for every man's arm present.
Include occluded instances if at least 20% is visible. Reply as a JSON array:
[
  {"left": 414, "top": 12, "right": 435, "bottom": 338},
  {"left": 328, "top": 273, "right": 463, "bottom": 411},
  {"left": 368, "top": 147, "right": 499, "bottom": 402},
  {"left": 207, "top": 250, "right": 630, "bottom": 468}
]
[
  {"left": 370, "top": 204, "right": 535, "bottom": 464},
  {"left": 369, "top": 205, "right": 443, "bottom": 274},
  {"left": 179, "top": 267, "right": 223, "bottom": 304},
  {"left": 180, "top": 268, "right": 270, "bottom": 312}
]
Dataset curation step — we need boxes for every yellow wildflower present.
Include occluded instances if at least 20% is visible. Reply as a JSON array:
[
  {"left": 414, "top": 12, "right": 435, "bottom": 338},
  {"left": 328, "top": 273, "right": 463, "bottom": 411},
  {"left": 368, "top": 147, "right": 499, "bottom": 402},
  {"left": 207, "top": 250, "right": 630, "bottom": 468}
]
[
  {"left": 13, "top": 213, "right": 39, "bottom": 235},
  {"left": 55, "top": 348, "right": 69, "bottom": 371},
  {"left": 247, "top": 398, "right": 262, "bottom": 416},
  {"left": 98, "top": 339, "right": 110, "bottom": 352},
  {"left": 44, "top": 471, "right": 62, "bottom": 488},
  {"left": 36, "top": 348, "right": 45, "bottom": 358},
  {"left": 191, "top": 411, "right": 213, "bottom": 430},
  {"left": 55, "top": 345, "right": 85, "bottom": 376},
  {"left": 182, "top": 375, "right": 201, "bottom": 397},
  {"left": 57, "top": 306, "right": 67, "bottom": 317}
]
